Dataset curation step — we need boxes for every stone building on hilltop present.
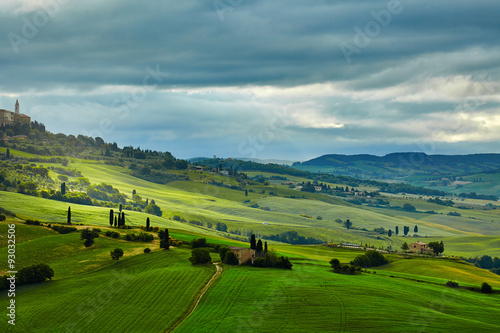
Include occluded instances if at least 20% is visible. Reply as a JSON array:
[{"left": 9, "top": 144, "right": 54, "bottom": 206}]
[{"left": 0, "top": 100, "right": 31, "bottom": 126}]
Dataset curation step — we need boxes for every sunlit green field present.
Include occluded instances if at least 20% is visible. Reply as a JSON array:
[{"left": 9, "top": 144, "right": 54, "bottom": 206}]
[{"left": 176, "top": 262, "right": 500, "bottom": 333}]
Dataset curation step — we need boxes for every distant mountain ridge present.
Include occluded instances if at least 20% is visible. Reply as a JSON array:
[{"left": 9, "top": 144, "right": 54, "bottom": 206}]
[
  {"left": 296, "top": 153, "right": 500, "bottom": 167},
  {"left": 293, "top": 153, "right": 500, "bottom": 196}
]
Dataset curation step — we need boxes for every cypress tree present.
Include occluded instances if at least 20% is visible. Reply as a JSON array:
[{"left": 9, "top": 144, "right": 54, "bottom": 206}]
[
  {"left": 61, "top": 182, "right": 66, "bottom": 195},
  {"left": 121, "top": 212, "right": 125, "bottom": 226},
  {"left": 395, "top": 226, "right": 399, "bottom": 235},
  {"left": 145, "top": 198, "right": 149, "bottom": 206},
  {"left": 6, "top": 148, "right": 10, "bottom": 159},
  {"left": 245, "top": 189, "right": 248, "bottom": 197},
  {"left": 250, "top": 234, "right": 256, "bottom": 250},
  {"left": 67, "top": 206, "right": 71, "bottom": 224},
  {"left": 119, "top": 204, "right": 123, "bottom": 213},
  {"left": 114, "top": 216, "right": 117, "bottom": 227},
  {"left": 414, "top": 225, "right": 419, "bottom": 233},
  {"left": 256, "top": 239, "right": 263, "bottom": 253},
  {"left": 109, "top": 209, "right": 114, "bottom": 227},
  {"left": 264, "top": 241, "right": 268, "bottom": 253},
  {"left": 146, "top": 217, "right": 150, "bottom": 231}
]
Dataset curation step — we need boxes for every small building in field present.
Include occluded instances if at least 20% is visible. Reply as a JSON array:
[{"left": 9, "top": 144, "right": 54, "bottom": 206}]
[
  {"left": 314, "top": 186, "right": 323, "bottom": 192},
  {"left": 228, "top": 246, "right": 255, "bottom": 265},
  {"left": 409, "top": 241, "right": 433, "bottom": 254}
]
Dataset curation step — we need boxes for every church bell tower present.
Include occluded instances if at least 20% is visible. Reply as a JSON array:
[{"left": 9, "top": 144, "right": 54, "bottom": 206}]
[{"left": 15, "top": 99, "right": 19, "bottom": 115}]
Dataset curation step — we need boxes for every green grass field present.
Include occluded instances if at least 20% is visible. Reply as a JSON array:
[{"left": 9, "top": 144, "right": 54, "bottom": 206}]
[
  {"left": 2, "top": 149, "right": 500, "bottom": 332},
  {"left": 176, "top": 262, "right": 500, "bottom": 333}
]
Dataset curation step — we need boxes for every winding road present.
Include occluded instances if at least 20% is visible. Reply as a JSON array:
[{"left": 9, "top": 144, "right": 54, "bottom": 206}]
[{"left": 167, "top": 262, "right": 223, "bottom": 332}]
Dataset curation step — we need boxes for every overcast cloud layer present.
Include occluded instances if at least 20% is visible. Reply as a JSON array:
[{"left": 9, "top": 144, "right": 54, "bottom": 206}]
[{"left": 1, "top": 0, "right": 500, "bottom": 160}]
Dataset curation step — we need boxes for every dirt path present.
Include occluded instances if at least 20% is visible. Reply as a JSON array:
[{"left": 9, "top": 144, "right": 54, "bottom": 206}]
[{"left": 167, "top": 262, "right": 222, "bottom": 332}]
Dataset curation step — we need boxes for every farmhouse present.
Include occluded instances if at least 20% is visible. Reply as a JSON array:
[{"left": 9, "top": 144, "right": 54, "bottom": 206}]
[
  {"left": 409, "top": 241, "right": 433, "bottom": 254},
  {"left": 314, "top": 186, "right": 323, "bottom": 192},
  {"left": 0, "top": 100, "right": 30, "bottom": 126},
  {"left": 228, "top": 246, "right": 255, "bottom": 265}
]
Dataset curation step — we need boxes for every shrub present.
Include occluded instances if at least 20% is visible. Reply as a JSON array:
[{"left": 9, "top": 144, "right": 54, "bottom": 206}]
[
  {"left": 124, "top": 232, "right": 154, "bottom": 242},
  {"left": 105, "top": 231, "right": 120, "bottom": 238},
  {"left": 25, "top": 219, "right": 41, "bottom": 225},
  {"left": 144, "top": 248, "right": 151, "bottom": 253},
  {"left": 52, "top": 225, "right": 77, "bottom": 234},
  {"left": 446, "top": 281, "right": 459, "bottom": 288},
  {"left": 0, "top": 214, "right": 6, "bottom": 221}
]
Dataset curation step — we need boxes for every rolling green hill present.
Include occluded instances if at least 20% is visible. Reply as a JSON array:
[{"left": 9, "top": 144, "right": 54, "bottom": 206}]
[{"left": 1, "top": 130, "right": 500, "bottom": 332}]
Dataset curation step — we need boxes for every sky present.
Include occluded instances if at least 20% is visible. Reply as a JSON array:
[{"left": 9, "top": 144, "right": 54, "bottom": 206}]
[{"left": 1, "top": 0, "right": 500, "bottom": 162}]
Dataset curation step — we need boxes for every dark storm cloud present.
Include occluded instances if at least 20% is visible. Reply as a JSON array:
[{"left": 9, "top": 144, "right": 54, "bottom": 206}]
[{"left": 1, "top": 0, "right": 499, "bottom": 159}]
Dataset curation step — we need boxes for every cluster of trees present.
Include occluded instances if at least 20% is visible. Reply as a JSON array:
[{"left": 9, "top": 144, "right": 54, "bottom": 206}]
[
  {"left": 459, "top": 192, "right": 498, "bottom": 201},
  {"left": 189, "top": 248, "right": 212, "bottom": 264},
  {"left": 330, "top": 258, "right": 362, "bottom": 275},
  {"left": 262, "top": 230, "right": 323, "bottom": 245},
  {"left": 0, "top": 263, "right": 54, "bottom": 290},
  {"left": 427, "top": 241, "right": 445, "bottom": 255},
  {"left": 253, "top": 251, "right": 293, "bottom": 269},
  {"left": 87, "top": 183, "right": 127, "bottom": 204},
  {"left": 427, "top": 197, "right": 455, "bottom": 207},
  {"left": 462, "top": 255, "right": 500, "bottom": 275},
  {"left": 219, "top": 246, "right": 239, "bottom": 265},
  {"left": 351, "top": 250, "right": 389, "bottom": 268}
]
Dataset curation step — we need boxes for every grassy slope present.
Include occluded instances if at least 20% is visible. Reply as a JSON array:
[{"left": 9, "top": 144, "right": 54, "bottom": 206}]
[
  {"left": 176, "top": 263, "right": 500, "bottom": 333},
  {"left": 0, "top": 250, "right": 215, "bottom": 333}
]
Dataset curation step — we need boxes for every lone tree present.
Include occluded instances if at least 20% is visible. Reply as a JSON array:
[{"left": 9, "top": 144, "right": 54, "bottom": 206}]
[
  {"left": 388, "top": 229, "right": 392, "bottom": 237},
  {"left": 81, "top": 228, "right": 99, "bottom": 247},
  {"left": 146, "top": 217, "right": 150, "bottom": 231},
  {"left": 481, "top": 282, "right": 493, "bottom": 294},
  {"left": 401, "top": 242, "right": 409, "bottom": 251},
  {"left": 250, "top": 234, "right": 256, "bottom": 250},
  {"left": 344, "top": 219, "right": 352, "bottom": 230},
  {"left": 403, "top": 203, "right": 416, "bottom": 212},
  {"left": 61, "top": 182, "right": 66, "bottom": 195},
  {"left": 67, "top": 206, "right": 71, "bottom": 225},
  {"left": 109, "top": 209, "right": 114, "bottom": 227},
  {"left": 256, "top": 239, "right": 263, "bottom": 253},
  {"left": 330, "top": 258, "right": 341, "bottom": 270},
  {"left": 245, "top": 189, "right": 248, "bottom": 197},
  {"left": 110, "top": 248, "right": 124, "bottom": 261},
  {"left": 395, "top": 226, "right": 399, "bottom": 235},
  {"left": 414, "top": 225, "right": 419, "bottom": 233},
  {"left": 403, "top": 226, "right": 410, "bottom": 236},
  {"left": 428, "top": 241, "right": 444, "bottom": 255}
]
